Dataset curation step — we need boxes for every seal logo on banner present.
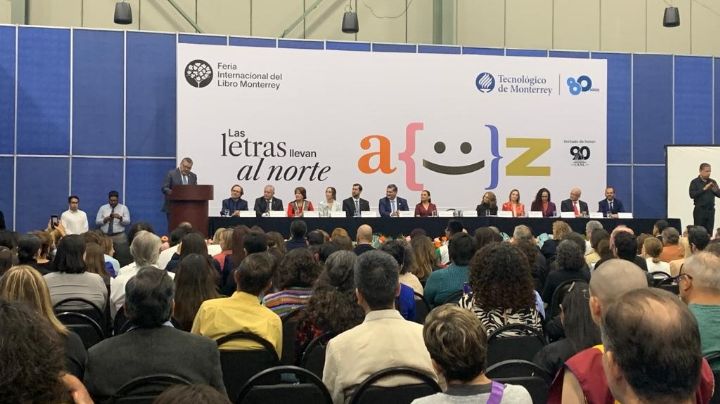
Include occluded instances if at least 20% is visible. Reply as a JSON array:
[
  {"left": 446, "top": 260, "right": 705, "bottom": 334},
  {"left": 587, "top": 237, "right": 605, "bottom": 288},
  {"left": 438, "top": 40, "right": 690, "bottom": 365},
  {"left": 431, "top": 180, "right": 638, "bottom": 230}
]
[
  {"left": 567, "top": 75, "right": 596, "bottom": 95},
  {"left": 475, "top": 72, "right": 496, "bottom": 93},
  {"left": 185, "top": 60, "right": 214, "bottom": 88}
]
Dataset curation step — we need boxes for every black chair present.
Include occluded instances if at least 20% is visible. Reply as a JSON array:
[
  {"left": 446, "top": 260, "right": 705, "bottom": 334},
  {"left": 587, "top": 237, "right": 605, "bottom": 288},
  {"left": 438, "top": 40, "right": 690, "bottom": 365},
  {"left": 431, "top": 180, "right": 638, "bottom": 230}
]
[
  {"left": 108, "top": 374, "right": 191, "bottom": 404},
  {"left": 706, "top": 352, "right": 720, "bottom": 404},
  {"left": 281, "top": 306, "right": 305, "bottom": 365},
  {"left": 348, "top": 367, "right": 441, "bottom": 404},
  {"left": 486, "top": 360, "right": 552, "bottom": 404},
  {"left": 113, "top": 306, "right": 132, "bottom": 335},
  {"left": 55, "top": 311, "right": 105, "bottom": 349},
  {"left": 650, "top": 272, "right": 680, "bottom": 294},
  {"left": 440, "top": 289, "right": 464, "bottom": 305},
  {"left": 216, "top": 331, "right": 280, "bottom": 403},
  {"left": 235, "top": 365, "right": 332, "bottom": 404},
  {"left": 299, "top": 331, "right": 335, "bottom": 378},
  {"left": 547, "top": 279, "right": 587, "bottom": 319},
  {"left": 413, "top": 292, "right": 431, "bottom": 324},
  {"left": 486, "top": 324, "right": 546, "bottom": 367},
  {"left": 54, "top": 297, "right": 109, "bottom": 336}
]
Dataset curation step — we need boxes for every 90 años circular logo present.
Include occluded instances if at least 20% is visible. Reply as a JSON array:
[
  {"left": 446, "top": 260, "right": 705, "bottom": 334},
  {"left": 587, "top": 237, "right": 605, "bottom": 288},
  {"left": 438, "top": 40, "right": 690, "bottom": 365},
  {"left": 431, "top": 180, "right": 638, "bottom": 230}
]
[{"left": 185, "top": 60, "right": 213, "bottom": 88}]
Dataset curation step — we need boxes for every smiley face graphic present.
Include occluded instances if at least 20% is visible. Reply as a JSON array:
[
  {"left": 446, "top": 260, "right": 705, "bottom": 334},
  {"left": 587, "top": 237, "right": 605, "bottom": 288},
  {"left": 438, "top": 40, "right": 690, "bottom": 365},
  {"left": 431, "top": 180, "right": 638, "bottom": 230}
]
[{"left": 422, "top": 140, "right": 485, "bottom": 175}]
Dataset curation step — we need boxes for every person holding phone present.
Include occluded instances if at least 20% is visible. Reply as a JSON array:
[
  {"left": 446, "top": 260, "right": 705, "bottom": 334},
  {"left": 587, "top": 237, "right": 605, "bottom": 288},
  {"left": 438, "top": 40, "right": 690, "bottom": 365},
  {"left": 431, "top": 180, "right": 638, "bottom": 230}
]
[
  {"left": 60, "top": 195, "right": 88, "bottom": 235},
  {"left": 96, "top": 190, "right": 131, "bottom": 245}
]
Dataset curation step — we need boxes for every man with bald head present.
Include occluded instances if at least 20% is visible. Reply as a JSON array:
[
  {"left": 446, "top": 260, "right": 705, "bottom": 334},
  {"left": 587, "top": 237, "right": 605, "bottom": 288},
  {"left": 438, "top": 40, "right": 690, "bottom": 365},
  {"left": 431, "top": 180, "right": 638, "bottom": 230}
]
[
  {"left": 602, "top": 288, "right": 714, "bottom": 404},
  {"left": 560, "top": 187, "right": 589, "bottom": 217},
  {"left": 548, "top": 259, "right": 649, "bottom": 403},
  {"left": 353, "top": 224, "right": 374, "bottom": 256},
  {"left": 680, "top": 252, "right": 720, "bottom": 369}
]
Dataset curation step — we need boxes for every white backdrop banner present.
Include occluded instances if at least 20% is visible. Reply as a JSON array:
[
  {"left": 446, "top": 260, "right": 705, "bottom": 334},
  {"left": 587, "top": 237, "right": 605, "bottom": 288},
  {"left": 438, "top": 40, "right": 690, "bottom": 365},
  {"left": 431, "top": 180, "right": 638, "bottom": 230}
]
[
  {"left": 177, "top": 43, "right": 607, "bottom": 216},
  {"left": 667, "top": 146, "right": 720, "bottom": 229}
]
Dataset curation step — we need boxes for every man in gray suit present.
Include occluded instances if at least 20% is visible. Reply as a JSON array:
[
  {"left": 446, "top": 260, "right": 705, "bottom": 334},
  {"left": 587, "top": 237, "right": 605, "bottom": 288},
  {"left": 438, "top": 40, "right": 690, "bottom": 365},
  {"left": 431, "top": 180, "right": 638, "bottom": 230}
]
[
  {"left": 84, "top": 267, "right": 226, "bottom": 402},
  {"left": 161, "top": 157, "right": 197, "bottom": 211}
]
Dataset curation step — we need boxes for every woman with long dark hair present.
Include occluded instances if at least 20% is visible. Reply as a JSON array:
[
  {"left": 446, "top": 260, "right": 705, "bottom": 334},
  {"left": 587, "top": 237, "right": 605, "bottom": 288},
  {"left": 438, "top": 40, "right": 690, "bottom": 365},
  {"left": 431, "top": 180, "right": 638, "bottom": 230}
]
[
  {"left": 44, "top": 234, "right": 107, "bottom": 309},
  {"left": 173, "top": 253, "right": 222, "bottom": 331},
  {"left": 530, "top": 187, "right": 557, "bottom": 217}
]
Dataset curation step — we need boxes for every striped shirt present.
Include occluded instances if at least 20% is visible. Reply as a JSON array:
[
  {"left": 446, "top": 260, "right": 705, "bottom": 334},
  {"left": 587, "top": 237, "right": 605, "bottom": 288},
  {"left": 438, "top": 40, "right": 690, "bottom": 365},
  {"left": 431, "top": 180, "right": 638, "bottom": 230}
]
[{"left": 262, "top": 287, "right": 313, "bottom": 318}]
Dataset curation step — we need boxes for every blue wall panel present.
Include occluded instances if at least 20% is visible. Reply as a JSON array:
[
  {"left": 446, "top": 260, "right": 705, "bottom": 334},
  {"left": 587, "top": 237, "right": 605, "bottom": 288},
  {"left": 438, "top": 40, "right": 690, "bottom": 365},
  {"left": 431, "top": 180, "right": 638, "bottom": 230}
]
[
  {"left": 633, "top": 54, "right": 673, "bottom": 164},
  {"left": 17, "top": 27, "right": 70, "bottom": 155},
  {"left": 607, "top": 165, "right": 632, "bottom": 213},
  {"left": 549, "top": 51, "right": 589, "bottom": 59},
  {"left": 126, "top": 159, "right": 175, "bottom": 234},
  {"left": 593, "top": 53, "right": 631, "bottom": 164},
  {"left": 126, "top": 32, "right": 176, "bottom": 157},
  {"left": 179, "top": 34, "right": 226, "bottom": 45},
  {"left": 715, "top": 58, "right": 720, "bottom": 144},
  {"left": 0, "top": 157, "right": 13, "bottom": 229},
  {"left": 633, "top": 166, "right": 665, "bottom": 218},
  {"left": 506, "top": 49, "right": 547, "bottom": 57},
  {"left": 675, "top": 56, "right": 712, "bottom": 144},
  {"left": 0, "top": 26, "right": 15, "bottom": 154},
  {"left": 16, "top": 157, "right": 69, "bottom": 232},
  {"left": 73, "top": 30, "right": 124, "bottom": 156},
  {"left": 71, "top": 158, "right": 124, "bottom": 226}
]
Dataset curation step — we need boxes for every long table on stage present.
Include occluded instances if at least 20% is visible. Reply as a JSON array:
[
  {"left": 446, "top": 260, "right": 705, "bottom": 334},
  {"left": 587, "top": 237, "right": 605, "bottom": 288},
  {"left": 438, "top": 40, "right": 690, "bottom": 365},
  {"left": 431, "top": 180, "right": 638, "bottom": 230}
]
[{"left": 209, "top": 216, "right": 681, "bottom": 239}]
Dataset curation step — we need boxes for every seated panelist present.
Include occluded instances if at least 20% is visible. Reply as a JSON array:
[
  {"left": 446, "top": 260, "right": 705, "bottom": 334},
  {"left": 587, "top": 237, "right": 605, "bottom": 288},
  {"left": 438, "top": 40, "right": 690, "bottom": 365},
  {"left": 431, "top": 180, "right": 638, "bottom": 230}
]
[
  {"left": 287, "top": 186, "right": 314, "bottom": 217},
  {"left": 501, "top": 189, "right": 525, "bottom": 217},
  {"left": 414, "top": 190, "right": 438, "bottom": 217},
  {"left": 220, "top": 184, "right": 248, "bottom": 216}
]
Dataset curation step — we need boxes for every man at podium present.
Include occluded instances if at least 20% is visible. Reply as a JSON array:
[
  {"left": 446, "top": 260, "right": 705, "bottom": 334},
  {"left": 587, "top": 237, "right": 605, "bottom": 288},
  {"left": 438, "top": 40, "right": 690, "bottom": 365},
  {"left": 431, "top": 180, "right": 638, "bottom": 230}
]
[{"left": 161, "top": 157, "right": 197, "bottom": 214}]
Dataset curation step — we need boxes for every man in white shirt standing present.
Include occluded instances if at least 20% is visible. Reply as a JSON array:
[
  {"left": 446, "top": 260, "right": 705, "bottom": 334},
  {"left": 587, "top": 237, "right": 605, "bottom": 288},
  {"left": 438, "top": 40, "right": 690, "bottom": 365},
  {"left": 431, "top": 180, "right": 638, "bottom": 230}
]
[
  {"left": 60, "top": 195, "right": 88, "bottom": 235},
  {"left": 96, "top": 190, "right": 131, "bottom": 246}
]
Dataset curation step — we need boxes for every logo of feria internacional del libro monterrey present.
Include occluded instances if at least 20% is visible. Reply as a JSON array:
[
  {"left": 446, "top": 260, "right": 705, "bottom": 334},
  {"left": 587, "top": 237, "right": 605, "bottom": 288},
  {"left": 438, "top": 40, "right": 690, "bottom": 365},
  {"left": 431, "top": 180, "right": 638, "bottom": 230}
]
[{"left": 185, "top": 60, "right": 213, "bottom": 88}]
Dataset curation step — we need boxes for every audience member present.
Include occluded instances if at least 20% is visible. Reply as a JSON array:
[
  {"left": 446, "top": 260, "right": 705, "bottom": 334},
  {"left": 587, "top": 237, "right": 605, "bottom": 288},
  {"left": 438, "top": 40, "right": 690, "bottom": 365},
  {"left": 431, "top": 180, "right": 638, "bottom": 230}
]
[
  {"left": 285, "top": 219, "right": 308, "bottom": 251},
  {"left": 323, "top": 250, "right": 437, "bottom": 403},
  {"left": 474, "top": 226, "right": 502, "bottom": 250},
  {"left": 110, "top": 230, "right": 168, "bottom": 316},
  {"left": 220, "top": 231, "right": 268, "bottom": 296},
  {"left": 295, "top": 251, "right": 364, "bottom": 362},
  {"left": 263, "top": 248, "right": 321, "bottom": 318},
  {"left": 642, "top": 236, "right": 669, "bottom": 275},
  {"left": 192, "top": 253, "right": 282, "bottom": 356},
  {"left": 533, "top": 282, "right": 600, "bottom": 377},
  {"left": 584, "top": 220, "right": 603, "bottom": 255},
  {"left": 437, "top": 220, "right": 464, "bottom": 265},
  {"left": 679, "top": 252, "right": 720, "bottom": 370},
  {"left": 548, "top": 259, "right": 649, "bottom": 403},
  {"left": 85, "top": 267, "right": 226, "bottom": 401},
  {"left": 670, "top": 225, "right": 710, "bottom": 276},
  {"left": 653, "top": 219, "right": 669, "bottom": 241},
  {"left": 413, "top": 305, "right": 532, "bottom": 404},
  {"left": 380, "top": 240, "right": 418, "bottom": 320},
  {"left": 173, "top": 253, "right": 222, "bottom": 332},
  {"left": 44, "top": 234, "right": 107, "bottom": 309},
  {"left": 460, "top": 243, "right": 542, "bottom": 336},
  {"left": 602, "top": 288, "right": 713, "bottom": 404},
  {"left": 424, "top": 233, "right": 476, "bottom": 306},
  {"left": 0, "top": 265, "right": 87, "bottom": 379},
  {"left": 659, "top": 226, "right": 684, "bottom": 262},
  {"left": 31, "top": 230, "right": 54, "bottom": 272},
  {"left": 156, "top": 222, "right": 191, "bottom": 269},
  {"left": 542, "top": 240, "right": 591, "bottom": 304},
  {"left": 595, "top": 228, "right": 647, "bottom": 271},
  {"left": 0, "top": 246, "right": 14, "bottom": 276},
  {"left": 266, "top": 231, "right": 287, "bottom": 254},
  {"left": 330, "top": 234, "right": 353, "bottom": 251},
  {"left": 83, "top": 242, "right": 111, "bottom": 287},
  {"left": 17, "top": 233, "right": 42, "bottom": 273},
  {"left": 353, "top": 224, "right": 375, "bottom": 255},
  {"left": 410, "top": 235, "right": 437, "bottom": 282},
  {"left": 212, "top": 228, "right": 233, "bottom": 271},
  {"left": 164, "top": 232, "right": 221, "bottom": 276},
  {"left": 153, "top": 384, "right": 231, "bottom": 404}
]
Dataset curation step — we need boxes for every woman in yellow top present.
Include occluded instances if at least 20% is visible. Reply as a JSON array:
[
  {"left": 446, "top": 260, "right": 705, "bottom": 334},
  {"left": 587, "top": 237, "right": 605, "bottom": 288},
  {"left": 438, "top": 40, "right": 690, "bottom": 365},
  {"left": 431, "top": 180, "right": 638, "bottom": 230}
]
[{"left": 501, "top": 189, "right": 525, "bottom": 217}]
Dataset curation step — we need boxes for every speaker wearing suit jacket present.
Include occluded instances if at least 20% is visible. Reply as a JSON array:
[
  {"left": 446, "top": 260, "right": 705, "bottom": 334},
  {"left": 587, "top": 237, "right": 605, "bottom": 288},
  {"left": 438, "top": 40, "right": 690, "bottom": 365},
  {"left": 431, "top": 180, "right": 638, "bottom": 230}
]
[
  {"left": 342, "top": 197, "right": 370, "bottom": 217},
  {"left": 598, "top": 198, "right": 624, "bottom": 216},
  {"left": 378, "top": 197, "right": 409, "bottom": 217},
  {"left": 161, "top": 163, "right": 198, "bottom": 212},
  {"left": 560, "top": 198, "right": 589, "bottom": 215},
  {"left": 253, "top": 197, "right": 284, "bottom": 217}
]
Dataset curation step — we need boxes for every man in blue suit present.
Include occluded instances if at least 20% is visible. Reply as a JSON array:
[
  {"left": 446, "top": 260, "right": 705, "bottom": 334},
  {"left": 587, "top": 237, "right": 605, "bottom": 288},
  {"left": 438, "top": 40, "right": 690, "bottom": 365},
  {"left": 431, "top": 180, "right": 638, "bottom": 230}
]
[
  {"left": 598, "top": 186, "right": 624, "bottom": 218},
  {"left": 378, "top": 184, "right": 409, "bottom": 217},
  {"left": 220, "top": 184, "right": 248, "bottom": 216}
]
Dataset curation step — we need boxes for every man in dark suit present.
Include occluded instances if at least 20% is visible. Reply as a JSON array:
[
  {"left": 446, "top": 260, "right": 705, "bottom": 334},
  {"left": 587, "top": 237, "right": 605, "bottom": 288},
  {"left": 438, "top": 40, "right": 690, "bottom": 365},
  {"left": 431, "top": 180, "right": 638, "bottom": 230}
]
[
  {"left": 161, "top": 157, "right": 197, "bottom": 213},
  {"left": 560, "top": 187, "right": 589, "bottom": 217},
  {"left": 598, "top": 186, "right": 624, "bottom": 218},
  {"left": 341, "top": 183, "right": 370, "bottom": 217},
  {"left": 378, "top": 184, "right": 409, "bottom": 217},
  {"left": 253, "top": 185, "right": 284, "bottom": 217},
  {"left": 221, "top": 184, "right": 248, "bottom": 216},
  {"left": 84, "top": 267, "right": 226, "bottom": 402}
]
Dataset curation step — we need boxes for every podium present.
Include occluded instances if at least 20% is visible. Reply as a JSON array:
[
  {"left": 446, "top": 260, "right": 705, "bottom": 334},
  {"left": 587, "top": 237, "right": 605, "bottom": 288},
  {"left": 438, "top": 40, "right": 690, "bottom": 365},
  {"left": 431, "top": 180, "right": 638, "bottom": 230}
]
[{"left": 167, "top": 185, "right": 214, "bottom": 237}]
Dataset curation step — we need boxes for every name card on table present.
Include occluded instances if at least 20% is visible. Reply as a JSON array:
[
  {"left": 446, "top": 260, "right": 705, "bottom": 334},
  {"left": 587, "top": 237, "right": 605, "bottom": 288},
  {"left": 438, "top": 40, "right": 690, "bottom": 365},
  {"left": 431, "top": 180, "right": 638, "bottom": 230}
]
[
  {"left": 361, "top": 211, "right": 379, "bottom": 218},
  {"left": 239, "top": 211, "right": 256, "bottom": 218},
  {"left": 303, "top": 211, "right": 319, "bottom": 218},
  {"left": 528, "top": 211, "right": 543, "bottom": 218},
  {"left": 269, "top": 211, "right": 286, "bottom": 218},
  {"left": 399, "top": 211, "right": 414, "bottom": 218},
  {"left": 438, "top": 211, "right": 454, "bottom": 218},
  {"left": 497, "top": 211, "right": 513, "bottom": 218},
  {"left": 560, "top": 212, "right": 576, "bottom": 219},
  {"left": 589, "top": 212, "right": 604, "bottom": 219},
  {"left": 462, "top": 210, "right": 478, "bottom": 217},
  {"left": 329, "top": 211, "right": 346, "bottom": 218},
  {"left": 618, "top": 212, "right": 633, "bottom": 219}
]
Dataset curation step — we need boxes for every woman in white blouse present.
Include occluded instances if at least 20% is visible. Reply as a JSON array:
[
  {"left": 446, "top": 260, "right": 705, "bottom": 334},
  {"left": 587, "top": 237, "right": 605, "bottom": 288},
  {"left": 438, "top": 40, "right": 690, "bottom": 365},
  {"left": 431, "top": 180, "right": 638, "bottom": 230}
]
[{"left": 318, "top": 187, "right": 342, "bottom": 216}]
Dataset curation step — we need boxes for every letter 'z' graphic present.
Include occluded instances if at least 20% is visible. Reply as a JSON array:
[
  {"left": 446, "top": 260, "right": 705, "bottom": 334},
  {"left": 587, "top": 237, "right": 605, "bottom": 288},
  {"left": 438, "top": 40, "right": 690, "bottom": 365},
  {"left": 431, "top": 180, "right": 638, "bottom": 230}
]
[{"left": 398, "top": 122, "right": 502, "bottom": 191}]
